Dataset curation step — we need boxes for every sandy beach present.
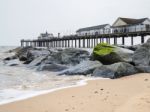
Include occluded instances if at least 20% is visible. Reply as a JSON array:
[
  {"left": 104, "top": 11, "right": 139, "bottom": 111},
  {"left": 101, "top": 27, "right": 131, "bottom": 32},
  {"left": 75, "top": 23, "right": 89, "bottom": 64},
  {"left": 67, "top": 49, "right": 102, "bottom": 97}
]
[{"left": 0, "top": 73, "right": 150, "bottom": 112}]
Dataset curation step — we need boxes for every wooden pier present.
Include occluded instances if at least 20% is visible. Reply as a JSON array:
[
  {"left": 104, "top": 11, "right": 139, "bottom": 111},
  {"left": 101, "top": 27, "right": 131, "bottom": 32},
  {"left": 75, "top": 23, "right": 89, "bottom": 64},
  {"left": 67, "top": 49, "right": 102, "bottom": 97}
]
[{"left": 21, "top": 31, "right": 150, "bottom": 48}]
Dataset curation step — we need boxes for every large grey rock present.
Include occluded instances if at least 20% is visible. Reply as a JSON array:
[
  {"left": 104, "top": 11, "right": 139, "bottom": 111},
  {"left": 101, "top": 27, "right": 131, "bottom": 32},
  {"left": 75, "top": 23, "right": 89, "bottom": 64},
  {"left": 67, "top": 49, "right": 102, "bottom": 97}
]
[
  {"left": 93, "top": 43, "right": 134, "bottom": 64},
  {"left": 28, "top": 56, "right": 47, "bottom": 67},
  {"left": 13, "top": 47, "right": 90, "bottom": 68},
  {"left": 16, "top": 47, "right": 50, "bottom": 64},
  {"left": 146, "top": 38, "right": 150, "bottom": 43},
  {"left": 45, "top": 48, "right": 90, "bottom": 65},
  {"left": 118, "top": 44, "right": 141, "bottom": 51},
  {"left": 93, "top": 62, "right": 138, "bottom": 79},
  {"left": 132, "top": 41, "right": 150, "bottom": 66},
  {"left": 60, "top": 60, "right": 102, "bottom": 75},
  {"left": 4, "top": 55, "right": 17, "bottom": 61},
  {"left": 7, "top": 47, "right": 22, "bottom": 53},
  {"left": 16, "top": 47, "right": 33, "bottom": 61},
  {"left": 37, "top": 63, "right": 68, "bottom": 72},
  {"left": 27, "top": 49, "right": 50, "bottom": 58},
  {"left": 136, "top": 66, "right": 150, "bottom": 73},
  {"left": 19, "top": 55, "right": 28, "bottom": 61}
]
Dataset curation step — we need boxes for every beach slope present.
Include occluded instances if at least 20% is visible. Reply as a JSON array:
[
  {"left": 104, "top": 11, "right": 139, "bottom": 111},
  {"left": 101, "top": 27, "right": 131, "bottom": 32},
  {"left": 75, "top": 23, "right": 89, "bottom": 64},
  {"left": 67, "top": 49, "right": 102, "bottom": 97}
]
[{"left": 0, "top": 73, "right": 150, "bottom": 112}]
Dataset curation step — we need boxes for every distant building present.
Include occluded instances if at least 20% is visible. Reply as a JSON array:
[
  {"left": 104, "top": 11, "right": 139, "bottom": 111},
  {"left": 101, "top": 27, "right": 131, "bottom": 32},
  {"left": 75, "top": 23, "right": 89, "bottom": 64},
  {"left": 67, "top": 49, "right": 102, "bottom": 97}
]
[
  {"left": 76, "top": 24, "right": 111, "bottom": 36},
  {"left": 38, "top": 31, "right": 54, "bottom": 39},
  {"left": 112, "top": 17, "right": 150, "bottom": 33}
]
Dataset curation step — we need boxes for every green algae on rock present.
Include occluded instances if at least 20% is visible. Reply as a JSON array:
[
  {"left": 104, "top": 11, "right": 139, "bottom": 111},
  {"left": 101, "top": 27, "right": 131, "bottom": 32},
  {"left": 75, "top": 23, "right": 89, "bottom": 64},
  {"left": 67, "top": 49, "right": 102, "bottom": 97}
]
[
  {"left": 93, "top": 43, "right": 115, "bottom": 56},
  {"left": 93, "top": 43, "right": 134, "bottom": 65}
]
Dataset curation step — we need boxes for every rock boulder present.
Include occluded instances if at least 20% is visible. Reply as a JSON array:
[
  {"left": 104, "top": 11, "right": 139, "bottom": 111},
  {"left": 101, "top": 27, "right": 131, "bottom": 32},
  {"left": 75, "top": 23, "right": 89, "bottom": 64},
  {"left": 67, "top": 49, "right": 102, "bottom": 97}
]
[
  {"left": 60, "top": 60, "right": 102, "bottom": 75},
  {"left": 44, "top": 48, "right": 90, "bottom": 65},
  {"left": 93, "top": 43, "right": 134, "bottom": 64},
  {"left": 132, "top": 39, "right": 150, "bottom": 66},
  {"left": 4, "top": 55, "right": 17, "bottom": 61},
  {"left": 93, "top": 62, "right": 138, "bottom": 79},
  {"left": 135, "top": 66, "right": 150, "bottom": 73},
  {"left": 37, "top": 63, "right": 68, "bottom": 72},
  {"left": 16, "top": 47, "right": 50, "bottom": 64},
  {"left": 118, "top": 45, "right": 141, "bottom": 51},
  {"left": 28, "top": 56, "right": 47, "bottom": 67}
]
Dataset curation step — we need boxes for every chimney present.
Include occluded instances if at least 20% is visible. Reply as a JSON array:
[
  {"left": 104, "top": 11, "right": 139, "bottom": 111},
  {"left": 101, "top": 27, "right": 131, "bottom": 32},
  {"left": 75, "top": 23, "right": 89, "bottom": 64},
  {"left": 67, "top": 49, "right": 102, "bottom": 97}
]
[{"left": 58, "top": 33, "right": 60, "bottom": 38}]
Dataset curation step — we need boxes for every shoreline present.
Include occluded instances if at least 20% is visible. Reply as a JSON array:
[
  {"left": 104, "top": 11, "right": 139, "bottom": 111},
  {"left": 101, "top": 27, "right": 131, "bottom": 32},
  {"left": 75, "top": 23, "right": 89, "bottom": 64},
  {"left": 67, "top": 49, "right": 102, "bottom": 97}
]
[
  {"left": 0, "top": 77, "right": 108, "bottom": 105},
  {"left": 0, "top": 73, "right": 150, "bottom": 112}
]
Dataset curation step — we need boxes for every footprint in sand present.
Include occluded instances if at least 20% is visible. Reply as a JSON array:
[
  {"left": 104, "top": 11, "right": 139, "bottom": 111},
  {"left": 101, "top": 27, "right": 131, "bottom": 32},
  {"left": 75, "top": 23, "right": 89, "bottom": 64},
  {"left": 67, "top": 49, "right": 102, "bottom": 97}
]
[
  {"left": 144, "top": 79, "right": 149, "bottom": 81},
  {"left": 72, "top": 107, "right": 75, "bottom": 110},
  {"left": 80, "top": 102, "right": 83, "bottom": 105},
  {"left": 94, "top": 91, "right": 98, "bottom": 94},
  {"left": 65, "top": 109, "right": 69, "bottom": 111},
  {"left": 100, "top": 88, "right": 104, "bottom": 91}
]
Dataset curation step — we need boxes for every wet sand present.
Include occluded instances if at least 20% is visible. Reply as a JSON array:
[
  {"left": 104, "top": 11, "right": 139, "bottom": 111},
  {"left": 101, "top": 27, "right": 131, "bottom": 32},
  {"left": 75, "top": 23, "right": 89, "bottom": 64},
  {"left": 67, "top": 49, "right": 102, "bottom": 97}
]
[{"left": 0, "top": 73, "right": 150, "bottom": 112}]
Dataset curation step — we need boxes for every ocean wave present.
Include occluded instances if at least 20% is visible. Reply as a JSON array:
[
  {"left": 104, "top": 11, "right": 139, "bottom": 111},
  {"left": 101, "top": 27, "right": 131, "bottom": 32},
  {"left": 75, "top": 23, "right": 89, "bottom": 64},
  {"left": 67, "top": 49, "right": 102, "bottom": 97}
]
[{"left": 0, "top": 46, "right": 107, "bottom": 105}]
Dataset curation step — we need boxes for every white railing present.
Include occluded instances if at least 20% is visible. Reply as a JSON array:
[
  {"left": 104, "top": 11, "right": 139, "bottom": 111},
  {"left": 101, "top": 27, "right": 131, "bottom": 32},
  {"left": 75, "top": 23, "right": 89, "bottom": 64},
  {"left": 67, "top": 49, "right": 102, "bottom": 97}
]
[
  {"left": 112, "top": 25, "right": 150, "bottom": 34},
  {"left": 76, "top": 25, "right": 150, "bottom": 36}
]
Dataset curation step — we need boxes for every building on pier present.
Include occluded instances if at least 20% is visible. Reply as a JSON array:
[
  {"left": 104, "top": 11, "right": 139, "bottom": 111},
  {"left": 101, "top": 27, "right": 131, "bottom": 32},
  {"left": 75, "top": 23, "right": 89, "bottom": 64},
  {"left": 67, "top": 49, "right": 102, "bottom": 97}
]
[
  {"left": 112, "top": 17, "right": 150, "bottom": 33},
  {"left": 76, "top": 24, "right": 111, "bottom": 36},
  {"left": 21, "top": 17, "right": 150, "bottom": 48},
  {"left": 38, "top": 31, "right": 54, "bottom": 40}
]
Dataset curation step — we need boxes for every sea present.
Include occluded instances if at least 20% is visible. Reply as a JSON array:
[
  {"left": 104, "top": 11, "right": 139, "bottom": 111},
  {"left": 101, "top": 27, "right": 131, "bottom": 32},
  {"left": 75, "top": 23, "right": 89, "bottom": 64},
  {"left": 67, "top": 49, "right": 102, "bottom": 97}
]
[{"left": 0, "top": 46, "right": 99, "bottom": 105}]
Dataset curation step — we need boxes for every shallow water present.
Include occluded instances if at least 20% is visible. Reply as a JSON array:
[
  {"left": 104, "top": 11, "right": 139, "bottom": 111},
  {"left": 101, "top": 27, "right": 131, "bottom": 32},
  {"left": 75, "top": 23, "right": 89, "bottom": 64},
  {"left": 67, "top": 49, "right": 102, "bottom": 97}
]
[{"left": 0, "top": 46, "right": 94, "bottom": 105}]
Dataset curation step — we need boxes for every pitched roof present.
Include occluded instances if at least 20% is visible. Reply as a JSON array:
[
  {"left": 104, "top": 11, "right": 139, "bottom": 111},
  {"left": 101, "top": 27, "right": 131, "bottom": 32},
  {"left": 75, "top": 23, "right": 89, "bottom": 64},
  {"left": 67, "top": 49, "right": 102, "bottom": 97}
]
[
  {"left": 76, "top": 24, "right": 109, "bottom": 32},
  {"left": 120, "top": 17, "right": 148, "bottom": 25},
  {"left": 41, "top": 32, "right": 50, "bottom": 37}
]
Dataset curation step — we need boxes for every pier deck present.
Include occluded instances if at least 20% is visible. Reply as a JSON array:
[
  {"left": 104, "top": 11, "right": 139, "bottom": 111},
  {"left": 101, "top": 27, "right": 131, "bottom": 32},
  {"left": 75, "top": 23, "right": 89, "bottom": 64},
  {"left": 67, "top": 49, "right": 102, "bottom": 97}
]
[{"left": 21, "top": 31, "right": 150, "bottom": 48}]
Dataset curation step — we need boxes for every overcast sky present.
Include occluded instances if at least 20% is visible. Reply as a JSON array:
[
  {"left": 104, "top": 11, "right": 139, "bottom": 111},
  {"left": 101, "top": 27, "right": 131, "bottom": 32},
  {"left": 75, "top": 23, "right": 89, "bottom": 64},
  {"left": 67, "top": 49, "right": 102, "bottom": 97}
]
[{"left": 0, "top": 0, "right": 150, "bottom": 46}]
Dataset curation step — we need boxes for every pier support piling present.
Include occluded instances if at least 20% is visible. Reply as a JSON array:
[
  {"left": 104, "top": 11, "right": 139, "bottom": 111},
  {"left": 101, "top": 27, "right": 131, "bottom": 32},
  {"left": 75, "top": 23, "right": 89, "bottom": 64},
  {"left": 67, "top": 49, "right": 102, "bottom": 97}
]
[
  {"left": 131, "top": 36, "right": 134, "bottom": 45},
  {"left": 141, "top": 35, "right": 145, "bottom": 44},
  {"left": 122, "top": 37, "right": 125, "bottom": 45}
]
